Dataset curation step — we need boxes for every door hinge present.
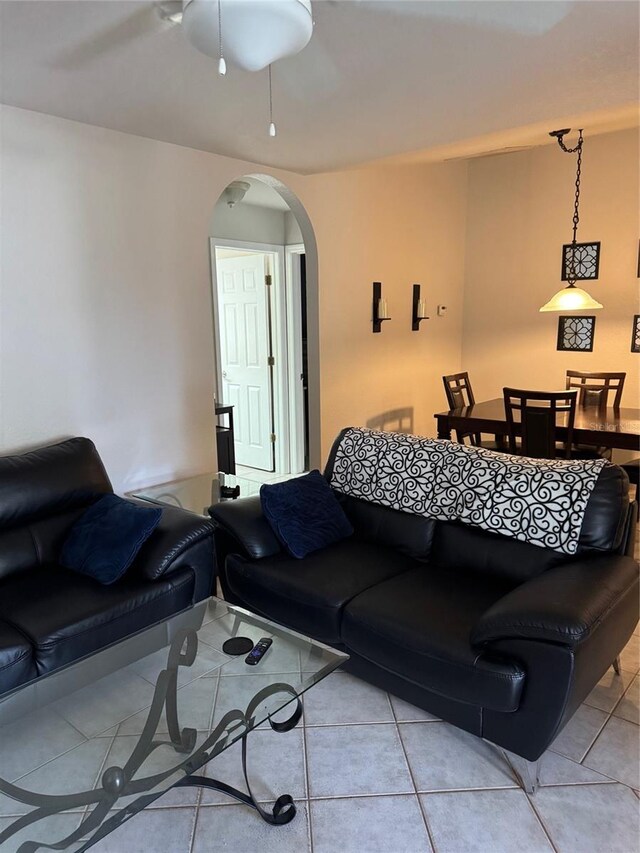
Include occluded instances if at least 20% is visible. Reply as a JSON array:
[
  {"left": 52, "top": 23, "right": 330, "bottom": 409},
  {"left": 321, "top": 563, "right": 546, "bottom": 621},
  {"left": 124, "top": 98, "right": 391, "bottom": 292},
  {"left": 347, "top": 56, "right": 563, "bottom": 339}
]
[
  {"left": 270, "top": 433, "right": 276, "bottom": 443},
  {"left": 265, "top": 274, "right": 272, "bottom": 287},
  {"left": 267, "top": 355, "right": 275, "bottom": 366}
]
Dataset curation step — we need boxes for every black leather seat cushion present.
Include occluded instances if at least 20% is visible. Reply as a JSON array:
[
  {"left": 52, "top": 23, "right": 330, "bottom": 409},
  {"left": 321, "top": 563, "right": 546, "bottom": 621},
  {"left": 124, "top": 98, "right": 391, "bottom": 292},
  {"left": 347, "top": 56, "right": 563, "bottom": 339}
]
[
  {"left": 0, "top": 620, "right": 36, "bottom": 694},
  {"left": 0, "top": 565, "right": 195, "bottom": 677},
  {"left": 342, "top": 567, "right": 526, "bottom": 712},
  {"left": 226, "top": 539, "right": 417, "bottom": 643}
]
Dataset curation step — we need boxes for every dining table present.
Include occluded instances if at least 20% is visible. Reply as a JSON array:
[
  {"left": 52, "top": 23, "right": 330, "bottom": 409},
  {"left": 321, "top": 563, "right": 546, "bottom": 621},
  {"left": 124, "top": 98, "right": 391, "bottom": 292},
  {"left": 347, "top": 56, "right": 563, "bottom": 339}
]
[{"left": 434, "top": 398, "right": 640, "bottom": 452}]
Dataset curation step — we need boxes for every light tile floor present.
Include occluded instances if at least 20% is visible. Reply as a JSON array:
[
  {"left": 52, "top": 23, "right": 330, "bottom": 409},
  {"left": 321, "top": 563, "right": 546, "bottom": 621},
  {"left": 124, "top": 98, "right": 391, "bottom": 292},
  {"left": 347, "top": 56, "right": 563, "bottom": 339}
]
[{"left": 59, "top": 628, "right": 638, "bottom": 853}]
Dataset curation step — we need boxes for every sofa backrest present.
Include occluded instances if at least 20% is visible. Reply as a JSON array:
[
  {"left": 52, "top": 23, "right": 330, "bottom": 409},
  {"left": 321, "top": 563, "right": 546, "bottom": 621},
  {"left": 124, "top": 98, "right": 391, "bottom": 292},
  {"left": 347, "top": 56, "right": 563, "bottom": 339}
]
[
  {"left": 335, "top": 461, "right": 631, "bottom": 585},
  {"left": 340, "top": 494, "right": 436, "bottom": 561},
  {"left": 0, "top": 438, "right": 112, "bottom": 581}
]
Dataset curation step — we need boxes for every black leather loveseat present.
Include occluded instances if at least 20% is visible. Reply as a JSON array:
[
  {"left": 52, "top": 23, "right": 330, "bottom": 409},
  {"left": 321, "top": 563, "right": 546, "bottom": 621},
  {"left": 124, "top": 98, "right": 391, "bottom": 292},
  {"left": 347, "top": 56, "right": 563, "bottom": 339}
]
[
  {"left": 0, "top": 438, "right": 216, "bottom": 696},
  {"left": 210, "top": 437, "right": 638, "bottom": 789}
]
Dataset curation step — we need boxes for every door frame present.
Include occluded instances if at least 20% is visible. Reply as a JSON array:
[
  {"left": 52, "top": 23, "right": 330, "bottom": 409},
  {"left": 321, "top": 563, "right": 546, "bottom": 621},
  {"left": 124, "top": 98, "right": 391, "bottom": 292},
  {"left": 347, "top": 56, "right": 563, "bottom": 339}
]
[
  {"left": 285, "top": 244, "right": 306, "bottom": 474},
  {"left": 210, "top": 238, "right": 290, "bottom": 473}
]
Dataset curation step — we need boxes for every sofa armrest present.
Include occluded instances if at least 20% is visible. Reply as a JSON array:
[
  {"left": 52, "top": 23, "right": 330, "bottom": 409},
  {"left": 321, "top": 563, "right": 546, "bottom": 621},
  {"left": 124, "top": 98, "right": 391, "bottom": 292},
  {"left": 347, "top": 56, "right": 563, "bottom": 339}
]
[
  {"left": 471, "top": 554, "right": 639, "bottom": 647},
  {"left": 127, "top": 499, "right": 216, "bottom": 582},
  {"left": 208, "top": 496, "right": 281, "bottom": 560}
]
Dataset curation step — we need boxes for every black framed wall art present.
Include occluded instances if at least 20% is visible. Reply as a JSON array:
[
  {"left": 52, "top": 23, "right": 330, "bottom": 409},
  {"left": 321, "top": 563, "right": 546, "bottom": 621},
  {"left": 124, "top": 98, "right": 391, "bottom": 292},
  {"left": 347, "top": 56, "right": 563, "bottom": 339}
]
[
  {"left": 557, "top": 315, "right": 596, "bottom": 352},
  {"left": 561, "top": 242, "right": 600, "bottom": 281},
  {"left": 632, "top": 315, "right": 640, "bottom": 354}
]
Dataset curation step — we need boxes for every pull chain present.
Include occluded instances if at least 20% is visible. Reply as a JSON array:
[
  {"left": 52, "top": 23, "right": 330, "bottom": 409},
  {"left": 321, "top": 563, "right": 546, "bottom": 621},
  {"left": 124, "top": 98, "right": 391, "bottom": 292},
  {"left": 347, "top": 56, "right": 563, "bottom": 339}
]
[
  {"left": 217, "top": 0, "right": 226, "bottom": 76},
  {"left": 268, "top": 65, "right": 276, "bottom": 137}
]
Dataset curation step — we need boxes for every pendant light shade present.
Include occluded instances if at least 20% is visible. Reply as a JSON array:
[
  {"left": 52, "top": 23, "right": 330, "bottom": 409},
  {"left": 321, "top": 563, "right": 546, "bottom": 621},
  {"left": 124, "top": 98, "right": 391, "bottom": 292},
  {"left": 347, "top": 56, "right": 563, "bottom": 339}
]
[{"left": 539, "top": 284, "right": 603, "bottom": 312}]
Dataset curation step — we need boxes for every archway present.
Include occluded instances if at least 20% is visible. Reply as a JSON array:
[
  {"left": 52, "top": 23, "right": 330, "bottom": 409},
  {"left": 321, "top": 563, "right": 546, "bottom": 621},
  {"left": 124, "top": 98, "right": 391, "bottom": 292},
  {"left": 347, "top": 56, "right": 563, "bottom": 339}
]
[{"left": 209, "top": 174, "right": 320, "bottom": 481}]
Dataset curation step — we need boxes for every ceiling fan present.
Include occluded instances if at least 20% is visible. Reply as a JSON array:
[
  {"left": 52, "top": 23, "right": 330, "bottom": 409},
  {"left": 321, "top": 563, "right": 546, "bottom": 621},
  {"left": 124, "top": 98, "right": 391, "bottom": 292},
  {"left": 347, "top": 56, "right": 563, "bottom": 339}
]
[
  {"left": 155, "top": 0, "right": 573, "bottom": 72},
  {"left": 53, "top": 1, "right": 574, "bottom": 137}
]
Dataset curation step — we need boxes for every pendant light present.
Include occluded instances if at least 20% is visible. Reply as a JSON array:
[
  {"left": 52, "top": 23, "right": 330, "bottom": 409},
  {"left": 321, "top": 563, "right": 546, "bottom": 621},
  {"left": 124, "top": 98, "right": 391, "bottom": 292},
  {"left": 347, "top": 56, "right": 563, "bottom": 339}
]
[{"left": 540, "top": 129, "right": 603, "bottom": 312}]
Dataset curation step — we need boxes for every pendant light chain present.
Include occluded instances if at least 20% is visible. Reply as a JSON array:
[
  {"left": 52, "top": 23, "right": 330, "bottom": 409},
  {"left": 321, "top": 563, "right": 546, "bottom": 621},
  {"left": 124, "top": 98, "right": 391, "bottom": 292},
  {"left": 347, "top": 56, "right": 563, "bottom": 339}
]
[
  {"left": 268, "top": 65, "right": 276, "bottom": 137},
  {"left": 217, "top": 0, "right": 226, "bottom": 75},
  {"left": 558, "top": 129, "right": 584, "bottom": 286}
]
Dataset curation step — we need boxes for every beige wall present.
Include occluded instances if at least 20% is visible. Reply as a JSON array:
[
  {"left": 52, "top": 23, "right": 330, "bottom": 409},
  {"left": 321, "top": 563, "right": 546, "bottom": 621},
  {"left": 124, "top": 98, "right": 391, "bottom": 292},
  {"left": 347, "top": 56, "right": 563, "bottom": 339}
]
[
  {"left": 0, "top": 106, "right": 467, "bottom": 489},
  {"left": 302, "top": 164, "right": 468, "bottom": 447},
  {"left": 462, "top": 129, "right": 640, "bottom": 423}
]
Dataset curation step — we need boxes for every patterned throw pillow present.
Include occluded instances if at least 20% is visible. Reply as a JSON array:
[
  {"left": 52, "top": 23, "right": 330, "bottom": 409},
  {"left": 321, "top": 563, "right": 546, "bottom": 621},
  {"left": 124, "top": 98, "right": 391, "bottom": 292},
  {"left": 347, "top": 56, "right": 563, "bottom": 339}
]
[{"left": 260, "top": 471, "right": 353, "bottom": 559}]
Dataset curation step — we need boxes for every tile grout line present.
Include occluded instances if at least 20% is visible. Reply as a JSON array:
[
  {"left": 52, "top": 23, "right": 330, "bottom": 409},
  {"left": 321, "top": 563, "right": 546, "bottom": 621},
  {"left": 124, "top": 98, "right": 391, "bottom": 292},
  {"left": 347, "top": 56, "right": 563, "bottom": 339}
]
[
  {"left": 302, "top": 716, "right": 315, "bottom": 853},
  {"left": 525, "top": 793, "right": 560, "bottom": 853},
  {"left": 391, "top": 697, "right": 438, "bottom": 853},
  {"left": 187, "top": 800, "right": 201, "bottom": 853},
  {"left": 577, "top": 706, "right": 614, "bottom": 765}
]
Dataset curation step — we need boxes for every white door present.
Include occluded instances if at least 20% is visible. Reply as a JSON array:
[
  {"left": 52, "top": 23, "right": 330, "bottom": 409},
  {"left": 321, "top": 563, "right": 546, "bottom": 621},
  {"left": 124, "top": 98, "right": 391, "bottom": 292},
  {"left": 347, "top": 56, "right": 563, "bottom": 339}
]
[{"left": 216, "top": 253, "right": 274, "bottom": 471}]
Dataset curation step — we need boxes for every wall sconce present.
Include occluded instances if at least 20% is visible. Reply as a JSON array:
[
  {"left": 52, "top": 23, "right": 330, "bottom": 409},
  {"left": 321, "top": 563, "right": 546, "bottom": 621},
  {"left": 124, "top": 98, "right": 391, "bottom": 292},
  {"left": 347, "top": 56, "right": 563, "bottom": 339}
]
[
  {"left": 372, "top": 281, "right": 391, "bottom": 333},
  {"left": 412, "top": 284, "right": 429, "bottom": 331}
]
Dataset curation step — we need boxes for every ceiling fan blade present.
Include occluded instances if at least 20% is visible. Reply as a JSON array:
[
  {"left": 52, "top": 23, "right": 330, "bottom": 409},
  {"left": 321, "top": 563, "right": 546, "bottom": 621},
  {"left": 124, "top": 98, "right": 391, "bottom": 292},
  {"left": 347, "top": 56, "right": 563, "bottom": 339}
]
[
  {"left": 50, "top": 5, "right": 163, "bottom": 70},
  {"left": 328, "top": 1, "right": 572, "bottom": 36}
]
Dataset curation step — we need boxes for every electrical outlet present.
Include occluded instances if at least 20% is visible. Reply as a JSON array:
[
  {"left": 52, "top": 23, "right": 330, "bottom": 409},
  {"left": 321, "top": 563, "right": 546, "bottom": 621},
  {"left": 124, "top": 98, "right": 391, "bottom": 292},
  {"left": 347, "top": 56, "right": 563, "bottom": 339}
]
[{"left": 437, "top": 305, "right": 448, "bottom": 316}]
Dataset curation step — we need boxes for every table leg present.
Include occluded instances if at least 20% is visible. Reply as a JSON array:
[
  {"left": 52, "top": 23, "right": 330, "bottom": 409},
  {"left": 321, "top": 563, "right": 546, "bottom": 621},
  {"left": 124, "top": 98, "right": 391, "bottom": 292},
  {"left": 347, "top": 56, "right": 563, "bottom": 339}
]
[
  {"left": 176, "top": 691, "right": 302, "bottom": 825},
  {"left": 436, "top": 415, "right": 452, "bottom": 440}
]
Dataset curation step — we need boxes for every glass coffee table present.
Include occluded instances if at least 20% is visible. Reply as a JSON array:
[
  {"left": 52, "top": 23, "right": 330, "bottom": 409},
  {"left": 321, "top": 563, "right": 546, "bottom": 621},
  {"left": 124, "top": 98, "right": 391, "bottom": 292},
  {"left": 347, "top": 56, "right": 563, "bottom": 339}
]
[
  {"left": 0, "top": 599, "right": 347, "bottom": 851},
  {"left": 129, "top": 472, "right": 261, "bottom": 516}
]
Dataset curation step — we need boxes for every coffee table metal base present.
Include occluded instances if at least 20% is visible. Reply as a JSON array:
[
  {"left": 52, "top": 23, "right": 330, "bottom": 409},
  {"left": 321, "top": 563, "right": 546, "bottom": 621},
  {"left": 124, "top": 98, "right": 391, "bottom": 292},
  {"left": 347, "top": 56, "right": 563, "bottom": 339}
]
[{"left": 0, "top": 628, "right": 303, "bottom": 850}]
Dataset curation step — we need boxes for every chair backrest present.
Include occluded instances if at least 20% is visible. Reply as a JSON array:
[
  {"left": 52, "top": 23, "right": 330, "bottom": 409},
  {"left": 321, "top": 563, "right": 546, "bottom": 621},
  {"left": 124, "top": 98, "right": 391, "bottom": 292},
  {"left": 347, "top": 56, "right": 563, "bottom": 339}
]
[
  {"left": 443, "top": 372, "right": 483, "bottom": 446},
  {"left": 503, "top": 388, "right": 578, "bottom": 459},
  {"left": 443, "top": 372, "right": 475, "bottom": 409},
  {"left": 565, "top": 371, "right": 625, "bottom": 409}
]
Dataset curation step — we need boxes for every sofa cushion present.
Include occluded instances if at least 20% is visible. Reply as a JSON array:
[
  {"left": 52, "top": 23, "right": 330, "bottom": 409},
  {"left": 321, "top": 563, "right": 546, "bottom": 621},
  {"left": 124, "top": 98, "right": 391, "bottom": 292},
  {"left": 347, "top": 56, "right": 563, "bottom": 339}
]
[
  {"left": 61, "top": 495, "right": 161, "bottom": 585},
  {"left": 225, "top": 539, "right": 417, "bottom": 643},
  {"left": 0, "top": 565, "right": 194, "bottom": 677},
  {"left": 342, "top": 567, "right": 526, "bottom": 712},
  {"left": 0, "top": 621, "right": 36, "bottom": 695},
  {"left": 260, "top": 471, "right": 353, "bottom": 559}
]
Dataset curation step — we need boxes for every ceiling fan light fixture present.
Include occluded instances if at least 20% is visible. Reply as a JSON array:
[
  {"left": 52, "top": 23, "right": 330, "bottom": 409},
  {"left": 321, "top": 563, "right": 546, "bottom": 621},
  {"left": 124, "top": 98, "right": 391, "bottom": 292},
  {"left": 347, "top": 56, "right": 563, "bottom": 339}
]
[
  {"left": 182, "top": 0, "right": 313, "bottom": 72},
  {"left": 224, "top": 180, "right": 251, "bottom": 208}
]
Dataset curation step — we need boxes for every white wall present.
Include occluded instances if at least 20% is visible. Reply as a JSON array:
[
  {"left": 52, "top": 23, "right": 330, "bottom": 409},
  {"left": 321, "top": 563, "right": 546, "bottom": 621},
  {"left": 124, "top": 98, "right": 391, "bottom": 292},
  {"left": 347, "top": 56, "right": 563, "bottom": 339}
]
[
  {"left": 0, "top": 106, "right": 468, "bottom": 490},
  {"left": 285, "top": 210, "right": 303, "bottom": 245}
]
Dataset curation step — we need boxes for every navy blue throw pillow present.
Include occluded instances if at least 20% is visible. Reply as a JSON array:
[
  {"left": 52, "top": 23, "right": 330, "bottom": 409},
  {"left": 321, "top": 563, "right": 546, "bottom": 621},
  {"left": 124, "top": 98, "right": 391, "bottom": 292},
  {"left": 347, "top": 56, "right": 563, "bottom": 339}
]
[
  {"left": 260, "top": 470, "right": 353, "bottom": 559},
  {"left": 61, "top": 495, "right": 162, "bottom": 585}
]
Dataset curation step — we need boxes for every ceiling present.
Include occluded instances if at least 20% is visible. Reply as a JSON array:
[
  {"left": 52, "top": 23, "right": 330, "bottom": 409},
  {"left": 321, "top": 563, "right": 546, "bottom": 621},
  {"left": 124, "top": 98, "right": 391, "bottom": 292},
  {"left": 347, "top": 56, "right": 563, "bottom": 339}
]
[
  {"left": 239, "top": 177, "right": 290, "bottom": 211},
  {"left": 1, "top": 1, "right": 637, "bottom": 174}
]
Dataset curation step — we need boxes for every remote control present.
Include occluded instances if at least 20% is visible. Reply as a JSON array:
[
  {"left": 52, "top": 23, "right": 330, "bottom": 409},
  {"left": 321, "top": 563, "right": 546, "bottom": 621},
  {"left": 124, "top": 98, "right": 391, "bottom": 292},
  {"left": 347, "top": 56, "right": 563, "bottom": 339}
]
[{"left": 245, "top": 637, "right": 272, "bottom": 666}]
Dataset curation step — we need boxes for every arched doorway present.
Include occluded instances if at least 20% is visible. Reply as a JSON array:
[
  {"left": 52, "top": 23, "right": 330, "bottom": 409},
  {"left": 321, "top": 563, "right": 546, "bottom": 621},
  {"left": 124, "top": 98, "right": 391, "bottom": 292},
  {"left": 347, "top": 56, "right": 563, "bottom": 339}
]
[{"left": 209, "top": 175, "right": 320, "bottom": 481}]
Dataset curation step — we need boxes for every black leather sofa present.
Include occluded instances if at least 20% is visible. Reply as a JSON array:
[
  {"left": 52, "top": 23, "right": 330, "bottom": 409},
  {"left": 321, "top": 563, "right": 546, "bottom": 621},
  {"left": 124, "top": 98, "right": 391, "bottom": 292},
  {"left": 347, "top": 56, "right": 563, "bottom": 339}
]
[
  {"left": 0, "top": 438, "right": 216, "bottom": 696},
  {"left": 210, "top": 441, "right": 639, "bottom": 787}
]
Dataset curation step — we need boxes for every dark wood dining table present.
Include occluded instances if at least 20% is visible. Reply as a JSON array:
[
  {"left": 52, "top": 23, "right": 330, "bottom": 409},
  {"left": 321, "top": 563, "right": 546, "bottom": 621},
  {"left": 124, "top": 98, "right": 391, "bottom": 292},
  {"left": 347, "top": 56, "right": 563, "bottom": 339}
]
[{"left": 434, "top": 398, "right": 640, "bottom": 452}]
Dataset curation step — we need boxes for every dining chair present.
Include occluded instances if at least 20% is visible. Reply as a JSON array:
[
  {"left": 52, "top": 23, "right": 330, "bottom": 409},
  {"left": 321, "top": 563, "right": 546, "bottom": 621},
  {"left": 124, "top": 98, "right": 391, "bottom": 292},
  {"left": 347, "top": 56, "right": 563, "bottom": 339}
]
[
  {"left": 565, "top": 371, "right": 625, "bottom": 459},
  {"left": 443, "top": 372, "right": 505, "bottom": 450},
  {"left": 565, "top": 371, "right": 626, "bottom": 409},
  {"left": 503, "top": 388, "right": 578, "bottom": 459}
]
